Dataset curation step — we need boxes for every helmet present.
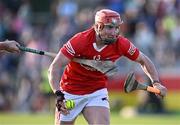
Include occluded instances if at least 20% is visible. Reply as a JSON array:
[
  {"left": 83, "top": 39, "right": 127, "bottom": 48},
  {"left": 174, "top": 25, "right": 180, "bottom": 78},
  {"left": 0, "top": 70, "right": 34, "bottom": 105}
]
[
  {"left": 95, "top": 9, "right": 123, "bottom": 26},
  {"left": 95, "top": 9, "right": 123, "bottom": 44}
]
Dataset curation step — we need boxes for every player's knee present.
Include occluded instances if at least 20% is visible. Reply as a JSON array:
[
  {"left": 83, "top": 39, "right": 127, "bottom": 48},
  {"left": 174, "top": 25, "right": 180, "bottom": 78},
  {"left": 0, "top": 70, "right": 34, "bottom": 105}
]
[
  {"left": 98, "top": 114, "right": 110, "bottom": 125},
  {"left": 87, "top": 113, "right": 110, "bottom": 125}
]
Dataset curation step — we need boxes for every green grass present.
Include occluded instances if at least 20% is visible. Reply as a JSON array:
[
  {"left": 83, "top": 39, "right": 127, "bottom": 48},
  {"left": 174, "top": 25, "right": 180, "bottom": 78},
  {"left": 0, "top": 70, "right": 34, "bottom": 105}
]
[
  {"left": 0, "top": 91, "right": 179, "bottom": 125},
  {"left": 0, "top": 112, "right": 180, "bottom": 125}
]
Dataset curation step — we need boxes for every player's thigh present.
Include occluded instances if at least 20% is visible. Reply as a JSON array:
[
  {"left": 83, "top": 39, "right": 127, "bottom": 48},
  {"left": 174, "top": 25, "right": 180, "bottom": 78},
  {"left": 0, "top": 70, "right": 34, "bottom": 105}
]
[{"left": 82, "top": 106, "right": 110, "bottom": 125}]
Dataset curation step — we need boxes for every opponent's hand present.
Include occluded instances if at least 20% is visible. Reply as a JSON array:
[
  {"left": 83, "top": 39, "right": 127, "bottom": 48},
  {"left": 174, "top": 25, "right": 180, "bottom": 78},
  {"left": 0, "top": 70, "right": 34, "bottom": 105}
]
[
  {"left": 153, "top": 83, "right": 167, "bottom": 98},
  {"left": 55, "top": 90, "right": 69, "bottom": 115},
  {"left": 4, "top": 40, "right": 20, "bottom": 53}
]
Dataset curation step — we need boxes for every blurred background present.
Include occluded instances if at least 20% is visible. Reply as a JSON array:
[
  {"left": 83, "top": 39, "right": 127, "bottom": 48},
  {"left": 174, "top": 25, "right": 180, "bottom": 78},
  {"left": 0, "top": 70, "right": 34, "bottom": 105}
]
[{"left": 0, "top": 0, "right": 180, "bottom": 124}]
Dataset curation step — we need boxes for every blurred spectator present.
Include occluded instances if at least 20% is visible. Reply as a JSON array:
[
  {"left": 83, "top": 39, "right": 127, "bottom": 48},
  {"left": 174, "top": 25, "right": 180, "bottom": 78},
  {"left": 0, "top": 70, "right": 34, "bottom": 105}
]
[
  {"left": 105, "top": 0, "right": 125, "bottom": 14},
  {"left": 134, "top": 21, "right": 155, "bottom": 57},
  {"left": 0, "top": 71, "right": 14, "bottom": 111},
  {"left": 56, "top": 0, "right": 78, "bottom": 19},
  {"left": 75, "top": 8, "right": 94, "bottom": 32},
  {"left": 153, "top": 20, "right": 176, "bottom": 68}
]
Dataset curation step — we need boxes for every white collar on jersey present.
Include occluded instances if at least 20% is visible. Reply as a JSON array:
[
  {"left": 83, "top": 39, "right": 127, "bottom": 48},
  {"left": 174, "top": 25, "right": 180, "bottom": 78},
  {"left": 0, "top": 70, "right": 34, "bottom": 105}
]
[{"left": 93, "top": 43, "right": 107, "bottom": 52}]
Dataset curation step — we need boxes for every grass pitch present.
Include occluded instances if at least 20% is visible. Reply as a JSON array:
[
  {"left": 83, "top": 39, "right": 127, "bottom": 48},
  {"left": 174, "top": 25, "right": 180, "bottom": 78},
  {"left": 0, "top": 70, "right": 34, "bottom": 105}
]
[
  {"left": 1, "top": 91, "right": 179, "bottom": 125},
  {"left": 0, "top": 112, "right": 179, "bottom": 125}
]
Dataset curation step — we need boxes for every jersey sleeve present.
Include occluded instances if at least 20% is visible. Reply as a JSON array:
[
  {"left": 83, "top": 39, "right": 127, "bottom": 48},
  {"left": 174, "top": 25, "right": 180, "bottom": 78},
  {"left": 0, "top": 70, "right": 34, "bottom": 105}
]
[
  {"left": 119, "top": 37, "right": 140, "bottom": 61},
  {"left": 60, "top": 33, "right": 82, "bottom": 59}
]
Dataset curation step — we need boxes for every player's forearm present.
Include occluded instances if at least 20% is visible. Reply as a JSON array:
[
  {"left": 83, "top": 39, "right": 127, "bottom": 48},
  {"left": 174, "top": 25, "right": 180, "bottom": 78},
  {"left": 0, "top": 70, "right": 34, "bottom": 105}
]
[
  {"left": 141, "top": 61, "right": 159, "bottom": 82},
  {"left": 48, "top": 64, "right": 61, "bottom": 93},
  {"left": 136, "top": 53, "right": 159, "bottom": 82},
  {"left": 48, "top": 52, "right": 70, "bottom": 93}
]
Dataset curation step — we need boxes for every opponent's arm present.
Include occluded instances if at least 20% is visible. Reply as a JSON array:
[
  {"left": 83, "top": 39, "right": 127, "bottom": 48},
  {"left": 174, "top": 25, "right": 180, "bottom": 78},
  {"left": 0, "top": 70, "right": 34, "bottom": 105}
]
[{"left": 135, "top": 52, "right": 167, "bottom": 97}]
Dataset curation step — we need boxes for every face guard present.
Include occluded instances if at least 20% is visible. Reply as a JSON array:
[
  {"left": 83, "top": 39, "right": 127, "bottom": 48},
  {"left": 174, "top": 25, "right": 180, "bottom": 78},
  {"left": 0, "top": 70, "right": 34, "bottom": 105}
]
[
  {"left": 101, "top": 23, "right": 121, "bottom": 45},
  {"left": 95, "top": 9, "right": 123, "bottom": 44}
]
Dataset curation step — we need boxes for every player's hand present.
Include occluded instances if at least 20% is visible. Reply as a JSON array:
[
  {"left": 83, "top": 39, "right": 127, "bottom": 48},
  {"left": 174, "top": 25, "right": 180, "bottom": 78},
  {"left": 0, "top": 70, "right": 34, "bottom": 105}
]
[
  {"left": 55, "top": 90, "right": 69, "bottom": 115},
  {"left": 153, "top": 83, "right": 167, "bottom": 98}
]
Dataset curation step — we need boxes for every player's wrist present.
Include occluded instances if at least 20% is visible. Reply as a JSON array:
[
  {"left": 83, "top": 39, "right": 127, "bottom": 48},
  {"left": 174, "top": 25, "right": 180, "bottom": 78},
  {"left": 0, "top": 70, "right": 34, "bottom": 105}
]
[
  {"left": 152, "top": 80, "right": 160, "bottom": 84},
  {"left": 54, "top": 90, "right": 65, "bottom": 100},
  {"left": 54, "top": 90, "right": 64, "bottom": 96}
]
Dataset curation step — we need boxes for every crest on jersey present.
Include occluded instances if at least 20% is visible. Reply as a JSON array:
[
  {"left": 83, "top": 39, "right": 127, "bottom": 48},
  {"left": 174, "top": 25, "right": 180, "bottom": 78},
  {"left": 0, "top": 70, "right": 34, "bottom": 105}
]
[{"left": 128, "top": 43, "right": 136, "bottom": 55}]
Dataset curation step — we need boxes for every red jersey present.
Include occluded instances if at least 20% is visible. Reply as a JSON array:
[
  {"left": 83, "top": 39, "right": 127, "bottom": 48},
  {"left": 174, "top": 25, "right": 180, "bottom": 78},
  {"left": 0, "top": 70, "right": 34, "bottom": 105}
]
[{"left": 60, "top": 28, "right": 139, "bottom": 95}]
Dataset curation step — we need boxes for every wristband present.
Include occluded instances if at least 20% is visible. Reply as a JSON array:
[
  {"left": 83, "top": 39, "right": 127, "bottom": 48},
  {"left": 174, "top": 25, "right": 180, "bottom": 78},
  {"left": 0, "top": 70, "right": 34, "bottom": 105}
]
[
  {"left": 152, "top": 80, "right": 160, "bottom": 84},
  {"left": 54, "top": 90, "right": 64, "bottom": 97}
]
